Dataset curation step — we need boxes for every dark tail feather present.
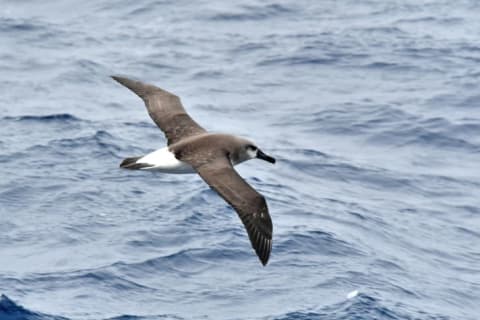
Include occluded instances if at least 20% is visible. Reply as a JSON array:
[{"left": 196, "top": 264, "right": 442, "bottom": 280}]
[
  {"left": 120, "top": 156, "right": 153, "bottom": 170},
  {"left": 120, "top": 156, "right": 140, "bottom": 168}
]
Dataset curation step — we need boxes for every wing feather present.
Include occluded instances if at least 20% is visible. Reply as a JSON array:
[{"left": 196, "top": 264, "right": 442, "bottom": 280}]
[
  {"left": 112, "top": 76, "right": 206, "bottom": 145},
  {"left": 194, "top": 158, "right": 273, "bottom": 266}
]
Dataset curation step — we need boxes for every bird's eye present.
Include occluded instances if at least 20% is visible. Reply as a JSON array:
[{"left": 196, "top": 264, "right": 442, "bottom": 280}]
[{"left": 247, "top": 145, "right": 257, "bottom": 151}]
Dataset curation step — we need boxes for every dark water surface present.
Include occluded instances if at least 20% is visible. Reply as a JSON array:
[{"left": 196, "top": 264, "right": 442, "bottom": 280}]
[{"left": 1, "top": 1, "right": 479, "bottom": 319}]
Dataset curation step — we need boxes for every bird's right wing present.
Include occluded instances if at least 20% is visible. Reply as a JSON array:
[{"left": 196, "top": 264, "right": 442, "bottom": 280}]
[
  {"left": 194, "top": 157, "right": 273, "bottom": 266},
  {"left": 112, "top": 76, "right": 206, "bottom": 145}
]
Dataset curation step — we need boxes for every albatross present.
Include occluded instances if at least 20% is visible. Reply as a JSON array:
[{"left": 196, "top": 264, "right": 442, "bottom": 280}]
[{"left": 112, "top": 76, "right": 276, "bottom": 266}]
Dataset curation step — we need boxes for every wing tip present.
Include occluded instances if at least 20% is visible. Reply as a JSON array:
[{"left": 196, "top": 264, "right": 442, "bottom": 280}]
[
  {"left": 111, "top": 75, "right": 178, "bottom": 100},
  {"left": 256, "top": 238, "right": 272, "bottom": 266},
  {"left": 241, "top": 212, "right": 273, "bottom": 266},
  {"left": 260, "top": 256, "right": 269, "bottom": 266},
  {"left": 111, "top": 75, "right": 138, "bottom": 87},
  {"left": 111, "top": 75, "right": 129, "bottom": 84},
  {"left": 111, "top": 75, "right": 150, "bottom": 98}
]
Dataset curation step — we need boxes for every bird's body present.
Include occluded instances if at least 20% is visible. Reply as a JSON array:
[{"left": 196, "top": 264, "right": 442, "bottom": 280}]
[
  {"left": 121, "top": 133, "right": 258, "bottom": 173},
  {"left": 112, "top": 76, "right": 276, "bottom": 265}
]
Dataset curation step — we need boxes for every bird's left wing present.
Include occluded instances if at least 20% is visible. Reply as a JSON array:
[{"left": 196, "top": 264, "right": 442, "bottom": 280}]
[{"left": 192, "top": 156, "right": 273, "bottom": 266}]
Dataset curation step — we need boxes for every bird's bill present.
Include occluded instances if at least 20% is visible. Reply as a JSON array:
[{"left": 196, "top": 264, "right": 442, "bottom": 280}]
[{"left": 257, "top": 149, "right": 276, "bottom": 164}]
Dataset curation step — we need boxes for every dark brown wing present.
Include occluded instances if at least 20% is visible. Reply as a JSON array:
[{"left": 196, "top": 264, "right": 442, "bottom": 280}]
[
  {"left": 194, "top": 157, "right": 273, "bottom": 266},
  {"left": 112, "top": 76, "right": 206, "bottom": 145}
]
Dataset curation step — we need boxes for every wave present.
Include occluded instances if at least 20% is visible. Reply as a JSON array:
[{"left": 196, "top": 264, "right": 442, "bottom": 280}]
[
  {"left": 0, "top": 294, "right": 67, "bottom": 320},
  {"left": 209, "top": 4, "right": 294, "bottom": 21},
  {"left": 361, "top": 61, "right": 417, "bottom": 71},
  {"left": 54, "top": 59, "right": 110, "bottom": 84},
  {"left": 0, "top": 129, "right": 126, "bottom": 168},
  {"left": 0, "top": 294, "right": 184, "bottom": 320},
  {"left": 282, "top": 104, "right": 480, "bottom": 152},
  {"left": 2, "top": 114, "right": 82, "bottom": 123},
  {"left": 0, "top": 17, "right": 74, "bottom": 50},
  {"left": 1, "top": 293, "right": 448, "bottom": 320},
  {"left": 0, "top": 17, "right": 48, "bottom": 33},
  {"left": 112, "top": 245, "right": 251, "bottom": 276},
  {"left": 257, "top": 55, "right": 338, "bottom": 67},
  {"left": 107, "top": 315, "right": 184, "bottom": 320},
  {"left": 13, "top": 269, "right": 157, "bottom": 295},
  {"left": 274, "top": 293, "right": 449, "bottom": 320},
  {"left": 284, "top": 154, "right": 418, "bottom": 191},
  {"left": 275, "top": 230, "right": 364, "bottom": 261},
  {"left": 42, "top": 130, "right": 123, "bottom": 158},
  {"left": 368, "top": 126, "right": 480, "bottom": 152},
  {"left": 190, "top": 70, "right": 224, "bottom": 80}
]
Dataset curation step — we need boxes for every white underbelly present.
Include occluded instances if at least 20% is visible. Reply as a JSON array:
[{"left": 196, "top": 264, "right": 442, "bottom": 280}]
[{"left": 138, "top": 147, "right": 195, "bottom": 174}]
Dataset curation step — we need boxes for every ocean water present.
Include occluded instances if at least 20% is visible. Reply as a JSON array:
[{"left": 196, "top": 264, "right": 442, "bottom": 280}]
[{"left": 1, "top": 0, "right": 479, "bottom": 319}]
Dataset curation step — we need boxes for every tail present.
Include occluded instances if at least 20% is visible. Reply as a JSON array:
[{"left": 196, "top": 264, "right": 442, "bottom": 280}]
[{"left": 120, "top": 156, "right": 153, "bottom": 170}]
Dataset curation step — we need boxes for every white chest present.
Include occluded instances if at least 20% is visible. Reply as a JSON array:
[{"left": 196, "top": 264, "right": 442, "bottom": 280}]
[{"left": 138, "top": 147, "right": 195, "bottom": 174}]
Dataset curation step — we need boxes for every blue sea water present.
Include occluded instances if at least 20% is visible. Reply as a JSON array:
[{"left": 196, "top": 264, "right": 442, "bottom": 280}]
[{"left": 1, "top": 0, "right": 479, "bottom": 319}]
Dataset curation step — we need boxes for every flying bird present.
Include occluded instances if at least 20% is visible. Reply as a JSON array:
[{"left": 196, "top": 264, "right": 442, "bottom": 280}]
[{"left": 112, "top": 76, "right": 276, "bottom": 266}]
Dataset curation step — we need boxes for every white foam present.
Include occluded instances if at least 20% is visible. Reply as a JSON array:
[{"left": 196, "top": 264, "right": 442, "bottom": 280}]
[{"left": 347, "top": 290, "right": 359, "bottom": 299}]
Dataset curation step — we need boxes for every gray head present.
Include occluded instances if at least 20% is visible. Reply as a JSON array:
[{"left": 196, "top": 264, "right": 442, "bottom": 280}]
[{"left": 231, "top": 137, "right": 276, "bottom": 165}]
